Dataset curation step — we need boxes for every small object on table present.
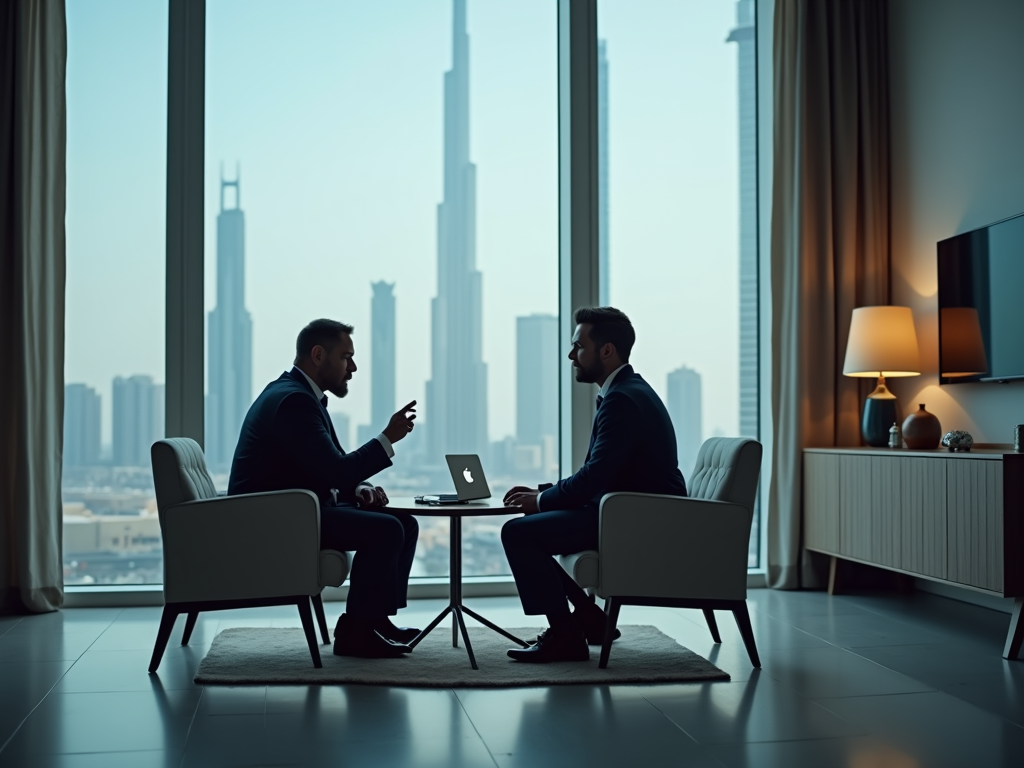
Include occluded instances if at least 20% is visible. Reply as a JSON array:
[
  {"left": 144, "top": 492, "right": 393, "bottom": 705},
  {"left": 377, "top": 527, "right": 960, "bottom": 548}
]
[
  {"left": 942, "top": 430, "right": 974, "bottom": 452},
  {"left": 902, "top": 403, "right": 942, "bottom": 449},
  {"left": 888, "top": 423, "right": 903, "bottom": 449},
  {"left": 1015, "top": 424, "right": 1023, "bottom": 453}
]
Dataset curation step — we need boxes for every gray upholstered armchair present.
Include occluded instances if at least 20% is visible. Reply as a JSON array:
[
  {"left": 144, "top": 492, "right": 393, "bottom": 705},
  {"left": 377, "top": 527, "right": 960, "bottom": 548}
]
[
  {"left": 559, "top": 437, "right": 763, "bottom": 669},
  {"left": 148, "top": 438, "right": 350, "bottom": 671}
]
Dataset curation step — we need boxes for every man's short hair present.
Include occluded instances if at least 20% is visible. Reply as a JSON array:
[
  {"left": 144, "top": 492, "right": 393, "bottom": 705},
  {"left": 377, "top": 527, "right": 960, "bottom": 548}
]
[
  {"left": 295, "top": 319, "right": 354, "bottom": 362},
  {"left": 574, "top": 306, "right": 636, "bottom": 362}
]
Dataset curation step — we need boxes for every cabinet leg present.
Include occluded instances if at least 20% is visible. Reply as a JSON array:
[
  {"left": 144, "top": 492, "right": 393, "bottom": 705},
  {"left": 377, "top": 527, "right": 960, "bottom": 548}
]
[
  {"left": 828, "top": 556, "right": 841, "bottom": 596},
  {"left": 1003, "top": 598, "right": 1024, "bottom": 661}
]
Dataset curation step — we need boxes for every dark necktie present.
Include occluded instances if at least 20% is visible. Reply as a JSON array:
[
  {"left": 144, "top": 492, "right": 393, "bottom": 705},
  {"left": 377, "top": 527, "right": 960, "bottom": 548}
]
[
  {"left": 319, "top": 394, "right": 343, "bottom": 452},
  {"left": 320, "top": 395, "right": 328, "bottom": 409},
  {"left": 596, "top": 394, "right": 604, "bottom": 410}
]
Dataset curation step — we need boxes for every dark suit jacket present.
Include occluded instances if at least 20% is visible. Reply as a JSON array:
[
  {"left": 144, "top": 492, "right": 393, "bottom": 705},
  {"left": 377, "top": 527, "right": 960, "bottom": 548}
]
[
  {"left": 228, "top": 368, "right": 392, "bottom": 506},
  {"left": 539, "top": 365, "right": 687, "bottom": 512}
]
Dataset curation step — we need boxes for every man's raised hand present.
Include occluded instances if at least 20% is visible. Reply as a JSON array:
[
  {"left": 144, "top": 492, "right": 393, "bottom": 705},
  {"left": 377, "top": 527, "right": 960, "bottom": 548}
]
[{"left": 383, "top": 400, "right": 417, "bottom": 444}]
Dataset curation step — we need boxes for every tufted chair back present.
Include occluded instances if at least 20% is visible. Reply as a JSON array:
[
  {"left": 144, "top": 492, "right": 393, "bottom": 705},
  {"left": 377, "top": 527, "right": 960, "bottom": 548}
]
[
  {"left": 687, "top": 437, "right": 762, "bottom": 513},
  {"left": 151, "top": 438, "right": 219, "bottom": 511}
]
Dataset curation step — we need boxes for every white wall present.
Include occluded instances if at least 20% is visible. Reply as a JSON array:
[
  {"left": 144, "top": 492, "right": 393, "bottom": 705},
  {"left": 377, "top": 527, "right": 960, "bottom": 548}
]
[{"left": 888, "top": 0, "right": 1024, "bottom": 443}]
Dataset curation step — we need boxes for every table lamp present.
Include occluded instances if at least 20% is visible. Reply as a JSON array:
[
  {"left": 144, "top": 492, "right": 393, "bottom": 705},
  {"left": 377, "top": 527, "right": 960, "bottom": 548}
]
[
  {"left": 940, "top": 307, "right": 988, "bottom": 378},
  {"left": 843, "top": 306, "right": 921, "bottom": 446}
]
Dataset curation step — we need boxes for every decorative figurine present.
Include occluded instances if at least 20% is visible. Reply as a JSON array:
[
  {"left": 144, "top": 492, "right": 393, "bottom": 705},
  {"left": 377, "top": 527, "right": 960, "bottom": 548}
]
[
  {"left": 941, "top": 430, "right": 974, "bottom": 452},
  {"left": 888, "top": 423, "right": 903, "bottom": 449}
]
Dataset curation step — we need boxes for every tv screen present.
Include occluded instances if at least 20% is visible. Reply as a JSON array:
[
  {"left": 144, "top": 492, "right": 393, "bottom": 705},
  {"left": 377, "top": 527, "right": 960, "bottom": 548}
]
[{"left": 937, "top": 212, "right": 1024, "bottom": 384}]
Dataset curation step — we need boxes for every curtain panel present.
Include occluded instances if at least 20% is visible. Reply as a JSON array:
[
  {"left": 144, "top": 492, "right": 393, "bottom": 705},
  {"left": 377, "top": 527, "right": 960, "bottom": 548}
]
[
  {"left": 0, "top": 0, "right": 67, "bottom": 613},
  {"left": 767, "top": 0, "right": 891, "bottom": 590}
]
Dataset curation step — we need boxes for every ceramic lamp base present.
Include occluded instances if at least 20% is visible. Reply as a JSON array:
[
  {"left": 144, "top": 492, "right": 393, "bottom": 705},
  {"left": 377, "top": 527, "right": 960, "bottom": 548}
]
[{"left": 862, "top": 396, "right": 897, "bottom": 447}]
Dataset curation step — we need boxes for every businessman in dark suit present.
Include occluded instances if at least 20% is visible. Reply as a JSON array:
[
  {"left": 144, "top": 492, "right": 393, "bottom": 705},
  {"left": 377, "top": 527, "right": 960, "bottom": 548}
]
[
  {"left": 229, "top": 319, "right": 420, "bottom": 658},
  {"left": 501, "top": 307, "right": 688, "bottom": 662}
]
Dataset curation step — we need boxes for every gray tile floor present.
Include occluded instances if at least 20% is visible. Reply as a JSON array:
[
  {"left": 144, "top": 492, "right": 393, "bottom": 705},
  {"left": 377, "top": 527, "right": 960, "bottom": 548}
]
[{"left": 1, "top": 589, "right": 1022, "bottom": 767}]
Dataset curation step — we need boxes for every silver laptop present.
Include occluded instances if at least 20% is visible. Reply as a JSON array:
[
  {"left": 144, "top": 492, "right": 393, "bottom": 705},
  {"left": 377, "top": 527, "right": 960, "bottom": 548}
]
[{"left": 417, "top": 454, "right": 491, "bottom": 504}]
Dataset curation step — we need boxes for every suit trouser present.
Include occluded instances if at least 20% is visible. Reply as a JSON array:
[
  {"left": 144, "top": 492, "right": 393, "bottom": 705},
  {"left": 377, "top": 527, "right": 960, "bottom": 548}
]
[
  {"left": 501, "top": 506, "right": 598, "bottom": 617},
  {"left": 320, "top": 505, "right": 419, "bottom": 618}
]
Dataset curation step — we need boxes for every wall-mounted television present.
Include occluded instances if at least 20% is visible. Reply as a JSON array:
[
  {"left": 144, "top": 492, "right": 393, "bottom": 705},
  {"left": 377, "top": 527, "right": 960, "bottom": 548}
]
[{"left": 937, "top": 212, "right": 1024, "bottom": 384}]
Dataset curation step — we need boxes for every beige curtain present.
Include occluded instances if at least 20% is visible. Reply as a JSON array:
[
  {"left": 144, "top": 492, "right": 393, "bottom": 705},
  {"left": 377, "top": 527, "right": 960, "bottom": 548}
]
[
  {"left": 0, "top": 0, "right": 66, "bottom": 613},
  {"left": 768, "top": 0, "right": 891, "bottom": 589}
]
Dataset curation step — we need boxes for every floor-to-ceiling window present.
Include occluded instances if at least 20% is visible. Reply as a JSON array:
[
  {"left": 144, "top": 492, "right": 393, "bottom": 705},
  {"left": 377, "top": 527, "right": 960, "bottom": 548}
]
[
  {"left": 63, "top": 1, "right": 169, "bottom": 585},
  {"left": 598, "top": 0, "right": 761, "bottom": 566},
  {"left": 204, "top": 0, "right": 558, "bottom": 578}
]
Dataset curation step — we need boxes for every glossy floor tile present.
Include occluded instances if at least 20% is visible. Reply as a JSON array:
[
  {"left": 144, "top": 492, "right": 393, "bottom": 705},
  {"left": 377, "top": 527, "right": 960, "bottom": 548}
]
[{"left": 1, "top": 589, "right": 1022, "bottom": 768}]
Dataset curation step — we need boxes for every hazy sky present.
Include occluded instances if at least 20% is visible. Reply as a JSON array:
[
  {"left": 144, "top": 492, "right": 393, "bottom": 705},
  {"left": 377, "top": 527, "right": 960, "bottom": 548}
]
[{"left": 65, "top": 0, "right": 744, "bottom": 446}]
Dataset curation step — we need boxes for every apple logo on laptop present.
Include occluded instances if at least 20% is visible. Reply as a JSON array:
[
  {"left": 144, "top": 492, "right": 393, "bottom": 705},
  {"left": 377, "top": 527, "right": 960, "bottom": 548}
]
[{"left": 463, "top": 468, "right": 474, "bottom": 483}]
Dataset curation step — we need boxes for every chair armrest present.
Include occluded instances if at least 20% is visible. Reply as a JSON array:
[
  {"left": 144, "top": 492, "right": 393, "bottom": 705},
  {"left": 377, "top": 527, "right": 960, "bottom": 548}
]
[
  {"left": 160, "top": 490, "right": 321, "bottom": 604},
  {"left": 598, "top": 492, "right": 751, "bottom": 601}
]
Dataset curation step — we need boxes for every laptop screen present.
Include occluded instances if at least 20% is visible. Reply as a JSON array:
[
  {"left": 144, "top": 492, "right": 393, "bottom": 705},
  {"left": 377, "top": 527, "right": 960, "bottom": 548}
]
[{"left": 444, "top": 454, "right": 491, "bottom": 501}]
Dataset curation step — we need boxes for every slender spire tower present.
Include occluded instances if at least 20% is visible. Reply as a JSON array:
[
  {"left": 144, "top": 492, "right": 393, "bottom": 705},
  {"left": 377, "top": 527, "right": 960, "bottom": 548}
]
[
  {"left": 206, "top": 169, "right": 253, "bottom": 469},
  {"left": 727, "top": 0, "right": 758, "bottom": 440},
  {"left": 426, "top": 0, "right": 488, "bottom": 456}
]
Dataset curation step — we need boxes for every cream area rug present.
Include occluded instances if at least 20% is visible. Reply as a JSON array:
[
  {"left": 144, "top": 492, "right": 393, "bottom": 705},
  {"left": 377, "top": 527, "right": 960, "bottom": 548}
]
[{"left": 194, "top": 625, "right": 730, "bottom": 687}]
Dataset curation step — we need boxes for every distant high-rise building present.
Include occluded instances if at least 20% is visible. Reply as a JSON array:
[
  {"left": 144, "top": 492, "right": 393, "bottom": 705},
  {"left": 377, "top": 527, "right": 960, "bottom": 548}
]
[
  {"left": 207, "top": 172, "right": 253, "bottom": 469},
  {"left": 64, "top": 383, "right": 101, "bottom": 467},
  {"left": 516, "top": 314, "right": 559, "bottom": 448},
  {"left": 667, "top": 366, "right": 702, "bottom": 478},
  {"left": 112, "top": 375, "right": 163, "bottom": 467},
  {"left": 728, "top": 0, "right": 758, "bottom": 439},
  {"left": 331, "top": 411, "right": 351, "bottom": 450},
  {"left": 598, "top": 39, "right": 610, "bottom": 306},
  {"left": 426, "top": 0, "right": 488, "bottom": 458},
  {"left": 371, "top": 281, "right": 396, "bottom": 431}
]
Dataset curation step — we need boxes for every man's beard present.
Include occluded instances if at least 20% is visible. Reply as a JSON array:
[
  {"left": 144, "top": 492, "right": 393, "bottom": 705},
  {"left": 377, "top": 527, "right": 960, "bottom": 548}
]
[
  {"left": 329, "top": 379, "right": 349, "bottom": 399},
  {"left": 574, "top": 359, "right": 603, "bottom": 384}
]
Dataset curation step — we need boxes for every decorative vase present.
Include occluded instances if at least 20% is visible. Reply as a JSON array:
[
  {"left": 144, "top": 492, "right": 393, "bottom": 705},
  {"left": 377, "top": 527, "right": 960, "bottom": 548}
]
[{"left": 902, "top": 404, "right": 942, "bottom": 449}]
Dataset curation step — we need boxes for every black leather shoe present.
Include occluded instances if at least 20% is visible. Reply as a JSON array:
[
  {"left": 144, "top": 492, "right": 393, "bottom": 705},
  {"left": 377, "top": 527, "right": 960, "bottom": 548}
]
[
  {"left": 333, "top": 614, "right": 411, "bottom": 658},
  {"left": 573, "top": 606, "right": 622, "bottom": 645},
  {"left": 508, "top": 625, "right": 589, "bottom": 663},
  {"left": 374, "top": 618, "right": 422, "bottom": 645}
]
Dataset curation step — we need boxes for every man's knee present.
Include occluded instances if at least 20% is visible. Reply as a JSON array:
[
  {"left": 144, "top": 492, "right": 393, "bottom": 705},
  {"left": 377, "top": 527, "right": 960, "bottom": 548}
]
[{"left": 501, "top": 516, "right": 530, "bottom": 551}]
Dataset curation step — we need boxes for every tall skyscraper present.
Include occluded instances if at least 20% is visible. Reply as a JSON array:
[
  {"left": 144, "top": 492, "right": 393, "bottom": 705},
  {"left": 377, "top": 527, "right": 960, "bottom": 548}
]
[
  {"left": 667, "top": 366, "right": 702, "bottom": 478},
  {"left": 64, "top": 383, "right": 101, "bottom": 467},
  {"left": 207, "top": 173, "right": 253, "bottom": 469},
  {"left": 728, "top": 0, "right": 758, "bottom": 439},
  {"left": 112, "top": 375, "right": 163, "bottom": 467},
  {"left": 371, "top": 281, "right": 397, "bottom": 431},
  {"left": 426, "top": 0, "right": 488, "bottom": 457},
  {"left": 516, "top": 314, "right": 559, "bottom": 449},
  {"left": 598, "top": 39, "right": 610, "bottom": 307},
  {"left": 331, "top": 411, "right": 351, "bottom": 450}
]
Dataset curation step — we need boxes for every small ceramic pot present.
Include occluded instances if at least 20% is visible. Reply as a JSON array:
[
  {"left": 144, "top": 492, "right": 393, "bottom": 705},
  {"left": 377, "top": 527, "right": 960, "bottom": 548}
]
[{"left": 902, "top": 404, "right": 942, "bottom": 449}]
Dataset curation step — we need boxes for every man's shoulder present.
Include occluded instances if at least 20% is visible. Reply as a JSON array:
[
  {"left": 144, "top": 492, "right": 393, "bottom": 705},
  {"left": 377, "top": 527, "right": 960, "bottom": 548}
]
[{"left": 253, "top": 372, "right": 315, "bottom": 411}]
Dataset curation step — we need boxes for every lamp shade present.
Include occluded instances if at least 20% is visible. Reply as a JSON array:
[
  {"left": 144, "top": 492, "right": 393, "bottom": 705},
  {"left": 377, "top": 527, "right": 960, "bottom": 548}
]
[
  {"left": 940, "top": 307, "right": 988, "bottom": 377},
  {"left": 843, "top": 306, "right": 921, "bottom": 378}
]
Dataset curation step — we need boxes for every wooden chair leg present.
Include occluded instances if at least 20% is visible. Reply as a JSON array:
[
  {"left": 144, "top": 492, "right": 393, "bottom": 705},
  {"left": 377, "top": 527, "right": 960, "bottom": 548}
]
[
  {"left": 181, "top": 612, "right": 199, "bottom": 646},
  {"left": 703, "top": 608, "right": 722, "bottom": 643},
  {"left": 598, "top": 598, "right": 622, "bottom": 669},
  {"left": 149, "top": 606, "right": 179, "bottom": 673},
  {"left": 311, "top": 594, "right": 331, "bottom": 645},
  {"left": 296, "top": 598, "right": 323, "bottom": 668},
  {"left": 1003, "top": 598, "right": 1024, "bottom": 660},
  {"left": 732, "top": 602, "right": 761, "bottom": 668}
]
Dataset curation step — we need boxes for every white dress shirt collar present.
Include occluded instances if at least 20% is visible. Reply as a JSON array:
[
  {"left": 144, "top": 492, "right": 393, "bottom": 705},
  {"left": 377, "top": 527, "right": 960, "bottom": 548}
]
[
  {"left": 599, "top": 363, "right": 629, "bottom": 399},
  {"left": 293, "top": 366, "right": 325, "bottom": 403}
]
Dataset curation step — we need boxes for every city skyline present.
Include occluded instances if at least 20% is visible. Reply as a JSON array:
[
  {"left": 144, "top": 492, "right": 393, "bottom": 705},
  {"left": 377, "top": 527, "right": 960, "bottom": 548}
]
[{"left": 63, "top": 0, "right": 754, "bottom": 581}]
